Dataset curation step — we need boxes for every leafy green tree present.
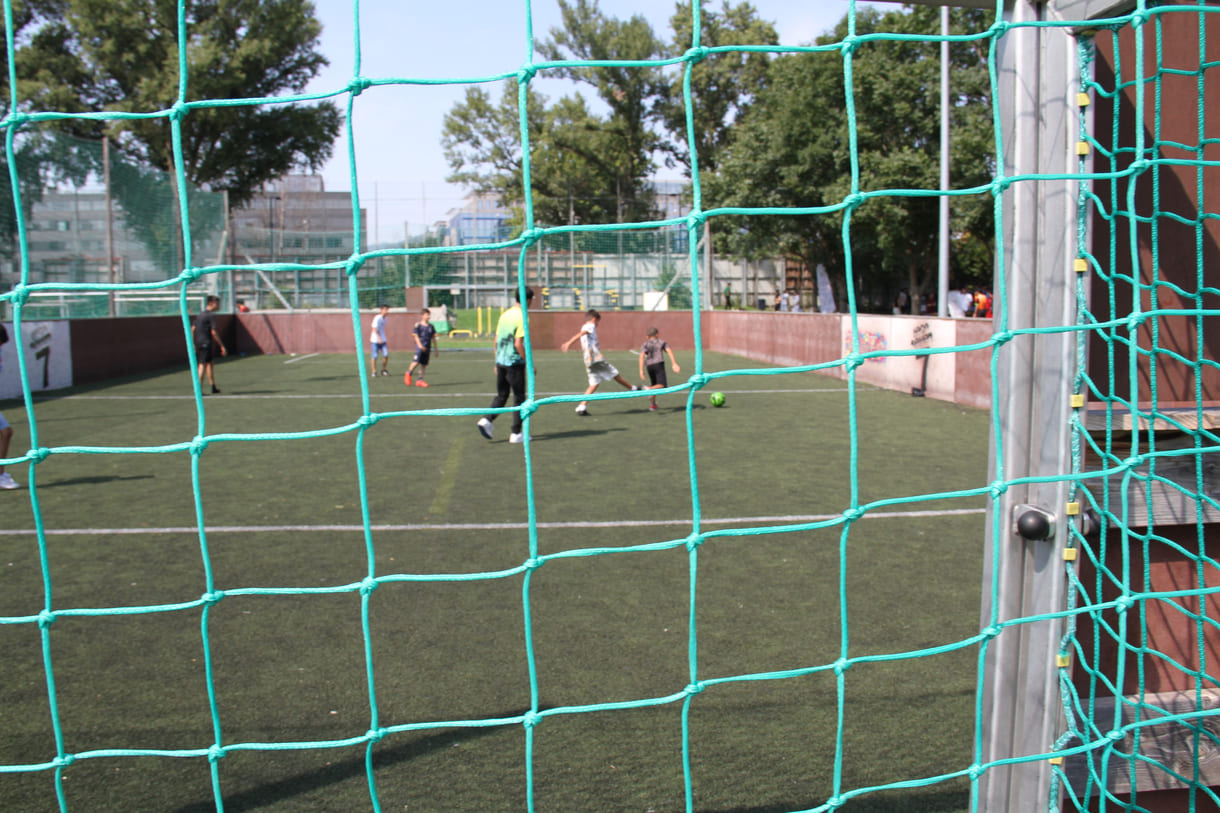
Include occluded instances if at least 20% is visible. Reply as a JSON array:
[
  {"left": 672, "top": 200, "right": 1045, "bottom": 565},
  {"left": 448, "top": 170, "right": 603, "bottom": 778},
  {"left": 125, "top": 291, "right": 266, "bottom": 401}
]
[
  {"left": 17, "top": 0, "right": 341, "bottom": 208},
  {"left": 443, "top": 0, "right": 666, "bottom": 232},
  {"left": 705, "top": 6, "right": 995, "bottom": 308},
  {"left": 653, "top": 262, "right": 692, "bottom": 309},
  {"left": 659, "top": 1, "right": 778, "bottom": 176}
]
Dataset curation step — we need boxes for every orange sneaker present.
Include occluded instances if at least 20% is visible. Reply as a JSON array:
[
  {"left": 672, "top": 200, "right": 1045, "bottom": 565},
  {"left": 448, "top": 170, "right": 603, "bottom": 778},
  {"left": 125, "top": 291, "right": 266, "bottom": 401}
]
[
  {"left": 415, "top": 380, "right": 429, "bottom": 387},
  {"left": 404, "top": 372, "right": 412, "bottom": 386}
]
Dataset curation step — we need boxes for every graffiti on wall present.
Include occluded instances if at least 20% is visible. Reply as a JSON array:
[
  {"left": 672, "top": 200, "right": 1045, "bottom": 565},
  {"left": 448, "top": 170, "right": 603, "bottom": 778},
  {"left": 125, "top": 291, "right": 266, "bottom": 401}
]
[{"left": 844, "top": 329, "right": 888, "bottom": 363}]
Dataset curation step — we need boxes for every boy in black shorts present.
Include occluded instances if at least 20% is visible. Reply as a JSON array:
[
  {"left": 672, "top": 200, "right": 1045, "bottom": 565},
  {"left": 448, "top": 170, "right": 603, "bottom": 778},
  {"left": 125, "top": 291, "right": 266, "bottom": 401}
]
[
  {"left": 638, "top": 326, "right": 680, "bottom": 411},
  {"left": 405, "top": 308, "right": 437, "bottom": 387}
]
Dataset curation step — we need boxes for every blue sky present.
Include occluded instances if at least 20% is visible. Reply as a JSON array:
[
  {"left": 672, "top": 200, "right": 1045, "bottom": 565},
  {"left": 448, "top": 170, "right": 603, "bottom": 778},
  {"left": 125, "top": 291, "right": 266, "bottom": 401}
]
[{"left": 304, "top": 0, "right": 879, "bottom": 243}]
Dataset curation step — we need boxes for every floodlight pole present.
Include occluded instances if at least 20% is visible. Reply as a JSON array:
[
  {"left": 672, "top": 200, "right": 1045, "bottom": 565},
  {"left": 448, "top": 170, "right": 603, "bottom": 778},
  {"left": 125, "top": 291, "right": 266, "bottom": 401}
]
[
  {"left": 976, "top": 1, "right": 1086, "bottom": 810},
  {"left": 937, "top": 6, "right": 950, "bottom": 317}
]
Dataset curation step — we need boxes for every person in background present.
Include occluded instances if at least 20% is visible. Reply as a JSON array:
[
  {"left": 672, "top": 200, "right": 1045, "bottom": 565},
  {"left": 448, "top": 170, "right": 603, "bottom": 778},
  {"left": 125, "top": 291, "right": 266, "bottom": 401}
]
[
  {"left": 476, "top": 287, "right": 533, "bottom": 444},
  {"left": 193, "top": 295, "right": 227, "bottom": 394},
  {"left": 369, "top": 303, "right": 390, "bottom": 378}
]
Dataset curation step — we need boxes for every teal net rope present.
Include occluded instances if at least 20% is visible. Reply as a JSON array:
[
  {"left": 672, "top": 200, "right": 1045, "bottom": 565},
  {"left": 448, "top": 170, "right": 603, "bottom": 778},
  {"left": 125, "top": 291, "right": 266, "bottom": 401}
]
[{"left": 1, "top": 1, "right": 1217, "bottom": 811}]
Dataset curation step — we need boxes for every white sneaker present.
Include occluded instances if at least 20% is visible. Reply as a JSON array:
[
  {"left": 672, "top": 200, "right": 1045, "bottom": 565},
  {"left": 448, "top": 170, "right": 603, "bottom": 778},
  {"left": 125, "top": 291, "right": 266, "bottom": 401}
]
[
  {"left": 0, "top": 472, "right": 18, "bottom": 490},
  {"left": 509, "top": 432, "right": 528, "bottom": 444},
  {"left": 575, "top": 403, "right": 587, "bottom": 415},
  {"left": 476, "top": 418, "right": 494, "bottom": 440}
]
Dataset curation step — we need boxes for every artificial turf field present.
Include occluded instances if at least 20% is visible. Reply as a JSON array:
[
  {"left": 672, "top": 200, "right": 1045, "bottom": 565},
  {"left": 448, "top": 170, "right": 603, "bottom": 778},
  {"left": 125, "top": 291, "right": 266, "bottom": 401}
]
[{"left": 1, "top": 347, "right": 991, "bottom": 812}]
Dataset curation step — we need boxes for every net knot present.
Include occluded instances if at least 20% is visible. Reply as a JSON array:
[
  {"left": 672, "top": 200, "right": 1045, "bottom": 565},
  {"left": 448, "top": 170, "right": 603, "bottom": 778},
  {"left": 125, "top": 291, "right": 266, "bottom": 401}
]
[
  {"left": 988, "top": 480, "right": 1008, "bottom": 499},
  {"left": 688, "top": 373, "right": 709, "bottom": 389},
  {"left": 170, "top": 100, "right": 190, "bottom": 122},
  {"left": 190, "top": 436, "right": 210, "bottom": 456},
  {"left": 366, "top": 727, "right": 386, "bottom": 744},
  {"left": 201, "top": 590, "right": 224, "bottom": 606},
  {"left": 359, "top": 576, "right": 379, "bottom": 596},
  {"left": 842, "top": 506, "right": 864, "bottom": 523},
  {"left": 844, "top": 352, "right": 864, "bottom": 372},
  {"left": 1123, "top": 454, "right": 1143, "bottom": 471},
  {"left": 684, "top": 681, "right": 705, "bottom": 697},
  {"left": 38, "top": 609, "right": 57, "bottom": 629},
  {"left": 519, "top": 400, "right": 538, "bottom": 419},
  {"left": 52, "top": 754, "right": 75, "bottom": 768},
  {"left": 524, "top": 557, "right": 542, "bottom": 571},
  {"left": 517, "top": 64, "right": 537, "bottom": 85},
  {"left": 345, "top": 257, "right": 365, "bottom": 277},
  {"left": 686, "top": 211, "right": 706, "bottom": 231},
  {"left": 841, "top": 35, "right": 861, "bottom": 56},
  {"left": 358, "top": 413, "right": 381, "bottom": 428},
  {"left": 522, "top": 710, "right": 541, "bottom": 729},
  {"left": 968, "top": 763, "right": 985, "bottom": 779},
  {"left": 843, "top": 192, "right": 866, "bottom": 211},
  {"left": 685, "top": 532, "right": 703, "bottom": 552},
  {"left": 989, "top": 20, "right": 1011, "bottom": 38},
  {"left": 1114, "top": 594, "right": 1133, "bottom": 613},
  {"left": 1106, "top": 728, "right": 1126, "bottom": 742},
  {"left": 684, "top": 46, "right": 710, "bottom": 65},
  {"left": 347, "top": 77, "right": 373, "bottom": 95},
  {"left": 1128, "top": 158, "right": 1152, "bottom": 176},
  {"left": 992, "top": 330, "right": 1014, "bottom": 347},
  {"left": 8, "top": 283, "right": 29, "bottom": 306},
  {"left": 990, "top": 177, "right": 1012, "bottom": 197},
  {"left": 520, "top": 228, "right": 543, "bottom": 246},
  {"left": 4, "top": 111, "right": 30, "bottom": 129},
  {"left": 28, "top": 446, "right": 50, "bottom": 463},
  {"left": 833, "top": 657, "right": 851, "bottom": 675},
  {"left": 1126, "top": 310, "right": 1146, "bottom": 331},
  {"left": 208, "top": 744, "right": 225, "bottom": 763},
  {"left": 180, "top": 266, "right": 205, "bottom": 283},
  {"left": 982, "top": 624, "right": 1002, "bottom": 640}
]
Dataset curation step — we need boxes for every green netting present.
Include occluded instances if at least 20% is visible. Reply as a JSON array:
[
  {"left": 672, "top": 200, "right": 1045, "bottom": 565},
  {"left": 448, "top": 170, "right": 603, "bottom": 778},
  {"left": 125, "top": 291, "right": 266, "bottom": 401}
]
[{"left": 1, "top": 1, "right": 1218, "bottom": 812}]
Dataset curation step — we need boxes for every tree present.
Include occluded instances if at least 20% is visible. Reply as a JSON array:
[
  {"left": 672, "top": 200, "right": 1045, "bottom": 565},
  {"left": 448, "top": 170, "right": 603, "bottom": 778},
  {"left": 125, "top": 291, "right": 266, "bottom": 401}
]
[
  {"left": 16, "top": 0, "right": 342, "bottom": 209},
  {"left": 659, "top": 1, "right": 778, "bottom": 176},
  {"left": 443, "top": 0, "right": 666, "bottom": 233},
  {"left": 704, "top": 6, "right": 996, "bottom": 308}
]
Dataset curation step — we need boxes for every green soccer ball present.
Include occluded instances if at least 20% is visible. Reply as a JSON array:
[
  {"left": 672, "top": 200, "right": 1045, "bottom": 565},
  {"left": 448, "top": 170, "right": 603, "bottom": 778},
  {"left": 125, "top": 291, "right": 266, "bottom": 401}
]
[{"left": 709, "top": 392, "right": 726, "bottom": 408}]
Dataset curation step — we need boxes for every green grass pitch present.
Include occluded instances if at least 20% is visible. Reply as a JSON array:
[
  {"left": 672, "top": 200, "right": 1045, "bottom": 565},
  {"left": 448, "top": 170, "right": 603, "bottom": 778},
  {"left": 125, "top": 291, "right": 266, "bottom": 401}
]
[{"left": 1, "top": 348, "right": 989, "bottom": 812}]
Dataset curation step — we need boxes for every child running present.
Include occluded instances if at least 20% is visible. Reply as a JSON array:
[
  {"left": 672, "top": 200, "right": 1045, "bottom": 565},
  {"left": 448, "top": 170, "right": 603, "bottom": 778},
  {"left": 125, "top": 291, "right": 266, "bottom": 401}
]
[
  {"left": 638, "top": 326, "right": 681, "bottom": 411},
  {"left": 560, "top": 309, "right": 638, "bottom": 415},
  {"left": 405, "top": 307, "right": 437, "bottom": 387}
]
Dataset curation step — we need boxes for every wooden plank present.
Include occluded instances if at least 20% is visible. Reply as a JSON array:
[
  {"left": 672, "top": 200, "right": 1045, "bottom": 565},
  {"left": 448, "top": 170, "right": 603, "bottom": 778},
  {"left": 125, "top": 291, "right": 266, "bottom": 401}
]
[
  {"left": 1063, "top": 689, "right": 1220, "bottom": 797},
  {"left": 1082, "top": 433, "right": 1220, "bottom": 527},
  {"left": 1085, "top": 405, "right": 1220, "bottom": 433}
]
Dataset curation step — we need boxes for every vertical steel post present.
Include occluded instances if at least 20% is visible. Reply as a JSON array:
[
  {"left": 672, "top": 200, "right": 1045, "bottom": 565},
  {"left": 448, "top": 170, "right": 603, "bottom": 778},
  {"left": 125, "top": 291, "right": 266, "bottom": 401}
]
[{"left": 977, "top": 2, "right": 1085, "bottom": 809}]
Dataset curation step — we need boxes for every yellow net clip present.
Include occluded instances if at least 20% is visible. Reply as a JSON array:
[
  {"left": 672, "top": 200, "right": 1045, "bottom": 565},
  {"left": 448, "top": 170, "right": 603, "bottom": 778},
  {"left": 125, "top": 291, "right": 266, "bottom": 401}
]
[
  {"left": 1066, "top": 502, "right": 1080, "bottom": 516},
  {"left": 1056, "top": 654, "right": 1071, "bottom": 668},
  {"left": 1074, "top": 258, "right": 1088, "bottom": 274},
  {"left": 1076, "top": 141, "right": 1091, "bottom": 156},
  {"left": 1049, "top": 756, "right": 1064, "bottom": 766},
  {"left": 1063, "top": 547, "right": 1078, "bottom": 562},
  {"left": 1071, "top": 394, "right": 1085, "bottom": 409},
  {"left": 1076, "top": 92, "right": 1091, "bottom": 107}
]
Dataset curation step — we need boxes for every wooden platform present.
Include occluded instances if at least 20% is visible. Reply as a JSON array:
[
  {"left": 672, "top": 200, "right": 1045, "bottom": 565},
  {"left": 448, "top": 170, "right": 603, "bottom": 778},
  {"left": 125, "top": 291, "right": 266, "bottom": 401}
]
[
  {"left": 1081, "top": 404, "right": 1220, "bottom": 528},
  {"left": 1063, "top": 689, "right": 1220, "bottom": 797}
]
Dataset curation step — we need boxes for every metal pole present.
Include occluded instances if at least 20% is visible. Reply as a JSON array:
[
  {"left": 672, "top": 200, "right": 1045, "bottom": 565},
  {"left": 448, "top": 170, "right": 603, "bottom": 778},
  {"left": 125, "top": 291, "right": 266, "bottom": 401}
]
[
  {"left": 976, "top": 3, "right": 1081, "bottom": 809},
  {"left": 938, "top": 5, "right": 951, "bottom": 317},
  {"left": 104, "top": 136, "right": 116, "bottom": 318}
]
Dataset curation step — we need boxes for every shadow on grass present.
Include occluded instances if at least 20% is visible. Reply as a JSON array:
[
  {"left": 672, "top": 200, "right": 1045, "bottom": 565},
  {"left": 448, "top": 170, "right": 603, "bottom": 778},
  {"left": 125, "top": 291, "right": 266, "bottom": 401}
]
[
  {"left": 36, "top": 474, "right": 154, "bottom": 488},
  {"left": 534, "top": 427, "right": 628, "bottom": 441},
  {"left": 172, "top": 712, "right": 537, "bottom": 813}
]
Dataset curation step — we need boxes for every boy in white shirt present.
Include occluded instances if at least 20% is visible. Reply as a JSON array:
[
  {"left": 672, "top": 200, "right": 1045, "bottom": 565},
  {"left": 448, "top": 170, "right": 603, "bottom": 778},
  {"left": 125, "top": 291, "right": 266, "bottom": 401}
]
[
  {"left": 560, "top": 309, "right": 639, "bottom": 415},
  {"left": 369, "top": 304, "right": 390, "bottom": 377}
]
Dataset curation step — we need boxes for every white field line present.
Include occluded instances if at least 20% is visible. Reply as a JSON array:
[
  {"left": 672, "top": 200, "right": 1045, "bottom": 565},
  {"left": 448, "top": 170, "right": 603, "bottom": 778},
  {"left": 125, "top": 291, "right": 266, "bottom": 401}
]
[
  {"left": 44, "top": 387, "right": 865, "bottom": 401},
  {"left": 282, "top": 353, "right": 320, "bottom": 364},
  {"left": 0, "top": 508, "right": 984, "bottom": 536}
]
